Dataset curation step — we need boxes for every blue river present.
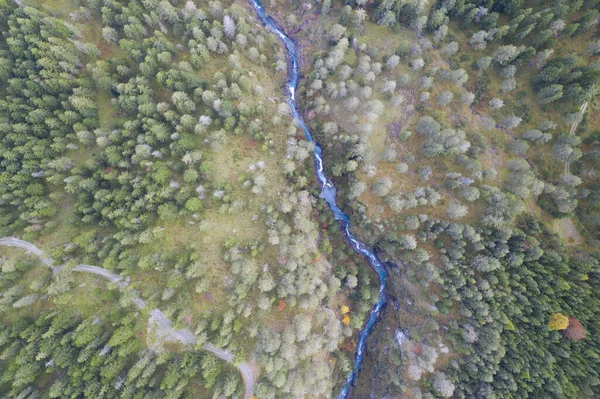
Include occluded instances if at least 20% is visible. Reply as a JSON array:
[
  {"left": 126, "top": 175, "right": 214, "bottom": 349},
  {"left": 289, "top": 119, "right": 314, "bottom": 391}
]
[{"left": 248, "top": 1, "right": 388, "bottom": 398}]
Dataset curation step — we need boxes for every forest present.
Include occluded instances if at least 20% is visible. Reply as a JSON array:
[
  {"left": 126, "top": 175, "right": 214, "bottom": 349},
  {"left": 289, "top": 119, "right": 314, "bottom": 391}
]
[{"left": 0, "top": 0, "right": 599, "bottom": 398}]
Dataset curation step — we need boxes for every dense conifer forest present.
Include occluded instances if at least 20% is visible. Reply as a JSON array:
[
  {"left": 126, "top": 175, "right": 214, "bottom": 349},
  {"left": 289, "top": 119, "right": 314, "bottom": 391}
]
[{"left": 0, "top": 0, "right": 599, "bottom": 398}]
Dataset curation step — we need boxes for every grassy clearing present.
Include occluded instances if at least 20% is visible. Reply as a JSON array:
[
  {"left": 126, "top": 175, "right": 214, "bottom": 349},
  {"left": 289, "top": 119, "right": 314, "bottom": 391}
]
[
  {"left": 555, "top": 218, "right": 584, "bottom": 245},
  {"left": 361, "top": 21, "right": 417, "bottom": 55},
  {"left": 35, "top": 0, "right": 77, "bottom": 16},
  {"left": 97, "top": 90, "right": 122, "bottom": 130}
]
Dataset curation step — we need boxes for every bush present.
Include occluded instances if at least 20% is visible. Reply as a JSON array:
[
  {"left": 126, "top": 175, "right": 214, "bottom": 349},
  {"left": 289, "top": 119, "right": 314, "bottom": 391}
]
[{"left": 185, "top": 198, "right": 204, "bottom": 213}]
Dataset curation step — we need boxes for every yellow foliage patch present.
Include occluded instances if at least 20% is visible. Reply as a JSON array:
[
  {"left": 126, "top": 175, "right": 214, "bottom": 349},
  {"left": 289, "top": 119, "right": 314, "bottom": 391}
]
[
  {"left": 341, "top": 305, "right": 350, "bottom": 314},
  {"left": 505, "top": 320, "right": 515, "bottom": 331},
  {"left": 342, "top": 314, "right": 350, "bottom": 326},
  {"left": 548, "top": 313, "right": 569, "bottom": 331}
]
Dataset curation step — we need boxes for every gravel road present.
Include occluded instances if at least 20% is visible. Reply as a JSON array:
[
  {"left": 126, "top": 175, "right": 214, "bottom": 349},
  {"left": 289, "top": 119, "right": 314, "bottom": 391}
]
[{"left": 0, "top": 237, "right": 256, "bottom": 399}]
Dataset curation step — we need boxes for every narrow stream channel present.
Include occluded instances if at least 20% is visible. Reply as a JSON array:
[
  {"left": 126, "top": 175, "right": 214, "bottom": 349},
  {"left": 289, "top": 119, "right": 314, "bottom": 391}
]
[{"left": 248, "top": 2, "right": 389, "bottom": 397}]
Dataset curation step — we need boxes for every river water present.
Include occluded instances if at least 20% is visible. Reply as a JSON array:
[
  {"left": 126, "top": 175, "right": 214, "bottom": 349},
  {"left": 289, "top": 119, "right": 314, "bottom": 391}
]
[{"left": 248, "top": 1, "right": 388, "bottom": 398}]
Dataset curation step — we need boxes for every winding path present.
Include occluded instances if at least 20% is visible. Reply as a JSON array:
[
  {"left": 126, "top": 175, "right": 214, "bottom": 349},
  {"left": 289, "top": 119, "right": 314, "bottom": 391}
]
[
  {"left": 565, "top": 101, "right": 588, "bottom": 176},
  {"left": 552, "top": 101, "right": 588, "bottom": 245},
  {"left": 0, "top": 237, "right": 54, "bottom": 267},
  {"left": 0, "top": 237, "right": 256, "bottom": 399},
  {"left": 248, "top": 2, "right": 390, "bottom": 398}
]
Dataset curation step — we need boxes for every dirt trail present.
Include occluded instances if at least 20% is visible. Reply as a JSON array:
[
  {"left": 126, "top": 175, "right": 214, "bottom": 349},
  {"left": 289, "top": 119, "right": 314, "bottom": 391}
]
[
  {"left": 0, "top": 237, "right": 55, "bottom": 267},
  {"left": 554, "top": 102, "right": 588, "bottom": 245},
  {"left": 565, "top": 101, "right": 588, "bottom": 176},
  {"left": 0, "top": 237, "right": 257, "bottom": 399}
]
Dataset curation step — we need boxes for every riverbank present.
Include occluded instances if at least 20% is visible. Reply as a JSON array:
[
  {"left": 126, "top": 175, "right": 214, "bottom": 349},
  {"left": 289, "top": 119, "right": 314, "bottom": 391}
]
[{"left": 248, "top": 2, "right": 391, "bottom": 397}]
